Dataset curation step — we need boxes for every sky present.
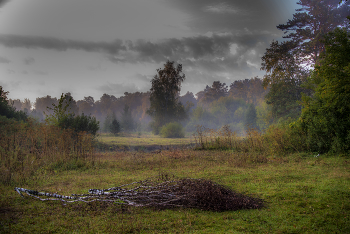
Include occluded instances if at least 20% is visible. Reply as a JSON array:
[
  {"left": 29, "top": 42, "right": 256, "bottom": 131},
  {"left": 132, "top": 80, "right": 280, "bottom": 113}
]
[{"left": 0, "top": 0, "right": 298, "bottom": 104}]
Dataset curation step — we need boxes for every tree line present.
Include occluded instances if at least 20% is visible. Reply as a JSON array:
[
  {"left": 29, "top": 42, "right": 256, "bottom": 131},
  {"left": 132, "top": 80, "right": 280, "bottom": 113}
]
[{"left": 5, "top": 75, "right": 267, "bottom": 135}]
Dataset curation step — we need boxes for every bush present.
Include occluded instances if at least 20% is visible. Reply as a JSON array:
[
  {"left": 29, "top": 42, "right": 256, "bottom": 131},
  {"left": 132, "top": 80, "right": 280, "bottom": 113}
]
[
  {"left": 160, "top": 122, "right": 185, "bottom": 138},
  {"left": 59, "top": 113, "right": 99, "bottom": 136}
]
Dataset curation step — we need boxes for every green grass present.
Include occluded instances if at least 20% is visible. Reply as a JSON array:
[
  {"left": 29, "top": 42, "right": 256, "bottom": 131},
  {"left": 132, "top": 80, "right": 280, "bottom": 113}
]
[
  {"left": 1, "top": 150, "right": 349, "bottom": 233},
  {"left": 96, "top": 132, "right": 194, "bottom": 149}
]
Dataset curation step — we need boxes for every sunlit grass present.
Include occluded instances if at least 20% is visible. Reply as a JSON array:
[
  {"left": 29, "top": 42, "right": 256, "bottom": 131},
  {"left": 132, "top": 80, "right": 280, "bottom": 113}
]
[{"left": 1, "top": 151, "right": 349, "bottom": 233}]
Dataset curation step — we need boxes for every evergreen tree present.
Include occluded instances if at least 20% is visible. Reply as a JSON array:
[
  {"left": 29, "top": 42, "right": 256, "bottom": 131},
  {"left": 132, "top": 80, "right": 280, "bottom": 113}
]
[
  {"left": 261, "top": 0, "right": 349, "bottom": 120},
  {"left": 277, "top": 0, "right": 349, "bottom": 65},
  {"left": 110, "top": 118, "right": 121, "bottom": 136},
  {"left": 261, "top": 41, "right": 308, "bottom": 119}
]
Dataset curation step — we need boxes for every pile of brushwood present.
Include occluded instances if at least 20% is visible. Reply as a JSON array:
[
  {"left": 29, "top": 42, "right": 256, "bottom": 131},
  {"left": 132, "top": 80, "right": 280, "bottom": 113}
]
[{"left": 15, "top": 174, "right": 264, "bottom": 212}]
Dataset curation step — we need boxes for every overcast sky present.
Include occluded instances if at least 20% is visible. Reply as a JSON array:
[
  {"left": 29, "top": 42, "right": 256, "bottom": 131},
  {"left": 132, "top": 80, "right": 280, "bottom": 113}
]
[{"left": 0, "top": 0, "right": 298, "bottom": 103}]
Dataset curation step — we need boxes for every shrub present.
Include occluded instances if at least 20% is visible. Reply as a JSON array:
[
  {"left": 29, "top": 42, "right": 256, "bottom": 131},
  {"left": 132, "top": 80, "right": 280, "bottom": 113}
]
[
  {"left": 160, "top": 122, "right": 185, "bottom": 138},
  {"left": 59, "top": 113, "right": 99, "bottom": 136}
]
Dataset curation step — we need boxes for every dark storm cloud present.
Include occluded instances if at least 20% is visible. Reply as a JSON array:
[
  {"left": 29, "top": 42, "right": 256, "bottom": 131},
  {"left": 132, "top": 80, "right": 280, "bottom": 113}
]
[
  {"left": 0, "top": 0, "right": 9, "bottom": 7},
  {"left": 161, "top": 0, "right": 293, "bottom": 33},
  {"left": 107, "top": 35, "right": 233, "bottom": 64},
  {"left": 123, "top": 31, "right": 272, "bottom": 72},
  {"left": 0, "top": 56, "right": 10, "bottom": 63},
  {"left": 0, "top": 31, "right": 271, "bottom": 77},
  {"left": 0, "top": 34, "right": 126, "bottom": 54}
]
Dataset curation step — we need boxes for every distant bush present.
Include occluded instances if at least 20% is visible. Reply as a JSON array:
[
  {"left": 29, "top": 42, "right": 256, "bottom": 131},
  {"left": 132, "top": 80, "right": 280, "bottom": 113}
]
[{"left": 160, "top": 122, "right": 185, "bottom": 138}]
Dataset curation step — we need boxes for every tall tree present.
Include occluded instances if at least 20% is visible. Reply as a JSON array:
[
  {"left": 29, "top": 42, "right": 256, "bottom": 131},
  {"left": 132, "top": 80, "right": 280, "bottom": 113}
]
[
  {"left": 261, "top": 40, "right": 308, "bottom": 119},
  {"left": 277, "top": 0, "right": 350, "bottom": 65},
  {"left": 298, "top": 28, "right": 350, "bottom": 153},
  {"left": 261, "top": 0, "right": 349, "bottom": 120},
  {"left": 147, "top": 61, "right": 187, "bottom": 134}
]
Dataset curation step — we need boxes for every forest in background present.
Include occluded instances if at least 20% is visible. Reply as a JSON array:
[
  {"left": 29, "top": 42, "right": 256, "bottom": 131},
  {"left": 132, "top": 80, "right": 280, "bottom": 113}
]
[{"left": 7, "top": 76, "right": 268, "bottom": 134}]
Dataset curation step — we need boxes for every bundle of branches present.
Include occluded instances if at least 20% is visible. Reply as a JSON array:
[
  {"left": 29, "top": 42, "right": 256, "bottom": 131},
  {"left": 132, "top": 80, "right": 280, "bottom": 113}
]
[{"left": 14, "top": 174, "right": 264, "bottom": 212}]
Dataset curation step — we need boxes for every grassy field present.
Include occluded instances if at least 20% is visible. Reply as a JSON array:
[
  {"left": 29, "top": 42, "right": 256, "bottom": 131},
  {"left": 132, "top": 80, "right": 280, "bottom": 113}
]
[
  {"left": 95, "top": 133, "right": 195, "bottom": 151},
  {"left": 1, "top": 146, "right": 349, "bottom": 233}
]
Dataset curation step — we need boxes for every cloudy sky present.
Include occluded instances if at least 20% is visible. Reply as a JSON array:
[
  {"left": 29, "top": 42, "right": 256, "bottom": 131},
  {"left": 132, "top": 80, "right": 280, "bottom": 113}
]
[{"left": 0, "top": 0, "right": 298, "bottom": 103}]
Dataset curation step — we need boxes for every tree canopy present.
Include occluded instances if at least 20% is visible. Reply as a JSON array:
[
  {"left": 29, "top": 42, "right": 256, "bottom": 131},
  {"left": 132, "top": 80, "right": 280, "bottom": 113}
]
[
  {"left": 277, "top": 0, "right": 350, "bottom": 65},
  {"left": 297, "top": 28, "right": 350, "bottom": 153},
  {"left": 147, "top": 61, "right": 187, "bottom": 134},
  {"left": 261, "top": 0, "right": 349, "bottom": 121}
]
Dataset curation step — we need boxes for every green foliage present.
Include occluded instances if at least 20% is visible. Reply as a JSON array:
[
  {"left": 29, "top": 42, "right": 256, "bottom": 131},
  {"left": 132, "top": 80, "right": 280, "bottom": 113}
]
[
  {"left": 297, "top": 28, "right": 350, "bottom": 153},
  {"left": 261, "top": 41, "right": 308, "bottom": 120},
  {"left": 110, "top": 119, "right": 121, "bottom": 136},
  {"left": 229, "top": 77, "right": 268, "bottom": 105},
  {"left": 45, "top": 93, "right": 72, "bottom": 126},
  {"left": 199, "top": 81, "right": 228, "bottom": 105},
  {"left": 147, "top": 61, "right": 187, "bottom": 134},
  {"left": 261, "top": 0, "right": 349, "bottom": 121},
  {"left": 277, "top": 0, "right": 349, "bottom": 64},
  {"left": 0, "top": 86, "right": 27, "bottom": 121},
  {"left": 59, "top": 113, "right": 100, "bottom": 136},
  {"left": 46, "top": 93, "right": 99, "bottom": 136},
  {"left": 160, "top": 122, "right": 185, "bottom": 138}
]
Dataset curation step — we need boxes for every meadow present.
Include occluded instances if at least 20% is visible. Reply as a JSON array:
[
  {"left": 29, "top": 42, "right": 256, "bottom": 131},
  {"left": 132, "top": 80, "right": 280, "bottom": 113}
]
[
  {"left": 95, "top": 132, "right": 195, "bottom": 152},
  {"left": 1, "top": 129, "right": 349, "bottom": 233}
]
